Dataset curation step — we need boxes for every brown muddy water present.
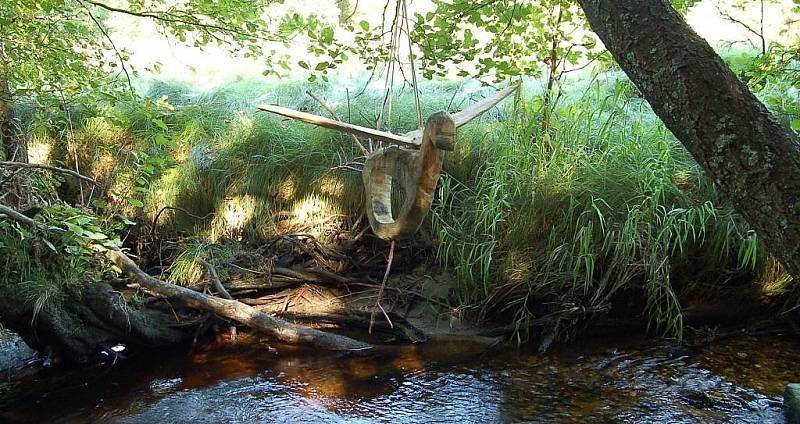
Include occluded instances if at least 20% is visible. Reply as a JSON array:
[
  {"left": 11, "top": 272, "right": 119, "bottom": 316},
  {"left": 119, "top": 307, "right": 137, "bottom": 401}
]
[{"left": 0, "top": 331, "right": 798, "bottom": 423}]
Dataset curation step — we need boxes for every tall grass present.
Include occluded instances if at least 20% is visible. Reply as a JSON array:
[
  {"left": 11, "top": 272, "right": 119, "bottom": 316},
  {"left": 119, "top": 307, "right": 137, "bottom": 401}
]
[{"left": 432, "top": 72, "right": 772, "bottom": 340}]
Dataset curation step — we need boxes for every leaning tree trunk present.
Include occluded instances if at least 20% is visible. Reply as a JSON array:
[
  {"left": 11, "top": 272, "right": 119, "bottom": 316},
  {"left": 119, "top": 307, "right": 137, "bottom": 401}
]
[{"left": 575, "top": 0, "right": 800, "bottom": 278}]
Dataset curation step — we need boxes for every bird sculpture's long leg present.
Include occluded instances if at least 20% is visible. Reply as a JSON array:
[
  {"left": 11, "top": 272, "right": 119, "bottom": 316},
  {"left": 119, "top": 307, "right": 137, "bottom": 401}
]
[{"left": 370, "top": 240, "right": 396, "bottom": 333}]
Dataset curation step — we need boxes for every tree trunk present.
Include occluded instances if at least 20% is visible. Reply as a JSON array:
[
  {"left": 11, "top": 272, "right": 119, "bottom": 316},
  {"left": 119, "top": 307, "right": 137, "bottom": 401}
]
[{"left": 575, "top": 0, "right": 800, "bottom": 278}]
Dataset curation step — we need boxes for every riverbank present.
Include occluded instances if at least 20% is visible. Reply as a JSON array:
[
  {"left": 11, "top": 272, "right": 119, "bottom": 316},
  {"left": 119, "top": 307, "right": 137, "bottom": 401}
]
[{"left": 2, "top": 69, "right": 798, "bottom": 362}]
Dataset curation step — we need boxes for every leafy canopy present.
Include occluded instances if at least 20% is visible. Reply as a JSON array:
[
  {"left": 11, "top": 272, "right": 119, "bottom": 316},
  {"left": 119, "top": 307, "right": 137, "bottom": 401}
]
[{"left": 0, "top": 0, "right": 298, "bottom": 110}]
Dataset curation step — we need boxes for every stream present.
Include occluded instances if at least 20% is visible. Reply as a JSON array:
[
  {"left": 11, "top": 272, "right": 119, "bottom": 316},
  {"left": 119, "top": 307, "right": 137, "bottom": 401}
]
[{"left": 0, "top": 331, "right": 798, "bottom": 423}]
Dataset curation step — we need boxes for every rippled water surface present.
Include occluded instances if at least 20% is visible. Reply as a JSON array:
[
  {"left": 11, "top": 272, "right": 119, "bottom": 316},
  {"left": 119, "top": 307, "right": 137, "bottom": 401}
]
[{"left": 1, "top": 332, "right": 797, "bottom": 423}]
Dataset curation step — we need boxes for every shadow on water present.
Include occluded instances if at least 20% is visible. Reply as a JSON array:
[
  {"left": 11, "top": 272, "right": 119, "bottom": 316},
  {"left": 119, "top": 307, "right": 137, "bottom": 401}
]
[{"left": 0, "top": 331, "right": 797, "bottom": 423}]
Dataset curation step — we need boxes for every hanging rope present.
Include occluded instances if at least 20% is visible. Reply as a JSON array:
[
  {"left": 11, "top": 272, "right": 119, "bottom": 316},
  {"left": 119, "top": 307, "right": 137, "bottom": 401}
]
[
  {"left": 401, "top": 0, "right": 423, "bottom": 129},
  {"left": 376, "top": 0, "right": 423, "bottom": 135},
  {"left": 375, "top": 0, "right": 402, "bottom": 136}
]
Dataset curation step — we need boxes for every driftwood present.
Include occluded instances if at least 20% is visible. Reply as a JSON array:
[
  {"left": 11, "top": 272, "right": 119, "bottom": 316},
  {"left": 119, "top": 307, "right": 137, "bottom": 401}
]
[
  {"left": 277, "top": 311, "right": 427, "bottom": 343},
  {"left": 257, "top": 85, "right": 518, "bottom": 240},
  {"left": 107, "top": 248, "right": 372, "bottom": 351}
]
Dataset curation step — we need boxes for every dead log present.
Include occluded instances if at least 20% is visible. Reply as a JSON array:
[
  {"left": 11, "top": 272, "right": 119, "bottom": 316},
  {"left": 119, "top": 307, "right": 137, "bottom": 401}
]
[
  {"left": 106, "top": 248, "right": 372, "bottom": 352},
  {"left": 277, "top": 311, "right": 427, "bottom": 343}
]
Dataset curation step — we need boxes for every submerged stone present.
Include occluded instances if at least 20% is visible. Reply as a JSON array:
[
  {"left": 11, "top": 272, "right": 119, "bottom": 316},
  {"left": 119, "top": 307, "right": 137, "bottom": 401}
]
[
  {"left": 0, "top": 327, "right": 36, "bottom": 371},
  {"left": 787, "top": 383, "right": 800, "bottom": 424}
]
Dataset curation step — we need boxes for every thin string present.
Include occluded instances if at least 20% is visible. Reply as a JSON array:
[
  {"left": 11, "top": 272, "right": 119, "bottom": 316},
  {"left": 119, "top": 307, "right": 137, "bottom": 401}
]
[
  {"left": 376, "top": 0, "right": 403, "bottom": 138},
  {"left": 401, "top": 0, "right": 423, "bottom": 129}
]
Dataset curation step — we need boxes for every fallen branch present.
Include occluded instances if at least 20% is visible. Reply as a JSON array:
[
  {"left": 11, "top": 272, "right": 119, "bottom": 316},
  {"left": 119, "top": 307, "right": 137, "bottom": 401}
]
[
  {"left": 106, "top": 248, "right": 372, "bottom": 351},
  {"left": 277, "top": 310, "right": 427, "bottom": 343},
  {"left": 226, "top": 277, "right": 299, "bottom": 291},
  {"left": 0, "top": 203, "right": 64, "bottom": 232},
  {"left": 2, "top": 204, "right": 374, "bottom": 351},
  {"left": 0, "top": 161, "right": 100, "bottom": 186}
]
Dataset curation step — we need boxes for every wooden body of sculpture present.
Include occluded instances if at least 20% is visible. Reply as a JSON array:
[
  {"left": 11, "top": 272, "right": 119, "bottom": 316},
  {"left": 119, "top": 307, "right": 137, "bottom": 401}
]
[
  {"left": 363, "top": 112, "right": 455, "bottom": 240},
  {"left": 257, "top": 84, "right": 518, "bottom": 241}
]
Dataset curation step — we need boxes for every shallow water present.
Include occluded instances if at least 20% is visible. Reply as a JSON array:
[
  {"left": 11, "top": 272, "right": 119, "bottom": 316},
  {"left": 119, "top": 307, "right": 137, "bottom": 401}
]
[{"left": 0, "top": 332, "right": 797, "bottom": 423}]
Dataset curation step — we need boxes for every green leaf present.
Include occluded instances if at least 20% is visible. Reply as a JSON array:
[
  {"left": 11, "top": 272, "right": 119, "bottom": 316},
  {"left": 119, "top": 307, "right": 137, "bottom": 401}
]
[
  {"left": 298, "top": 61, "right": 309, "bottom": 69},
  {"left": 66, "top": 223, "right": 84, "bottom": 236},
  {"left": 43, "top": 238, "right": 57, "bottom": 252},
  {"left": 85, "top": 231, "right": 108, "bottom": 241},
  {"left": 119, "top": 216, "right": 136, "bottom": 226},
  {"left": 128, "top": 198, "right": 144, "bottom": 208},
  {"left": 791, "top": 119, "right": 800, "bottom": 132},
  {"left": 315, "top": 62, "right": 330, "bottom": 71},
  {"left": 152, "top": 119, "right": 168, "bottom": 131},
  {"left": 321, "top": 27, "right": 334, "bottom": 44}
]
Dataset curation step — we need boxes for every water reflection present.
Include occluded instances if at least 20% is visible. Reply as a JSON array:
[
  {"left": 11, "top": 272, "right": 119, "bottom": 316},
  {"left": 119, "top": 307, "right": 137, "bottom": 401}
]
[{"left": 0, "top": 333, "right": 797, "bottom": 423}]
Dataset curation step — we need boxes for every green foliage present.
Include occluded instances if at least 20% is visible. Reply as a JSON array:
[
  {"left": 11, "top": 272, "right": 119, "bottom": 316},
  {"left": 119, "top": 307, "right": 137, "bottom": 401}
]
[
  {"left": 0, "top": 0, "right": 130, "bottom": 111},
  {"left": 166, "top": 239, "right": 240, "bottom": 286},
  {"left": 722, "top": 47, "right": 800, "bottom": 135},
  {"left": 294, "top": 0, "right": 704, "bottom": 83},
  {"left": 0, "top": 204, "right": 130, "bottom": 320},
  {"left": 412, "top": 0, "right": 598, "bottom": 81},
  {"left": 0, "top": 0, "right": 305, "bottom": 121},
  {"left": 431, "top": 74, "right": 766, "bottom": 340}
]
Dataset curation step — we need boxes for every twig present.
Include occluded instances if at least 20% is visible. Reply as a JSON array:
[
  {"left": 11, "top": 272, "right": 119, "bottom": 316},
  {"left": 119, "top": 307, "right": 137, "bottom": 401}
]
[
  {"left": 80, "top": 1, "right": 134, "bottom": 93},
  {"left": 370, "top": 240, "right": 395, "bottom": 333},
  {"left": 0, "top": 161, "right": 100, "bottom": 186},
  {"left": 306, "top": 90, "right": 370, "bottom": 155},
  {"left": 0, "top": 166, "right": 27, "bottom": 189},
  {"left": 0, "top": 203, "right": 65, "bottom": 232},
  {"left": 197, "top": 258, "right": 233, "bottom": 300},
  {"left": 151, "top": 205, "right": 214, "bottom": 232}
]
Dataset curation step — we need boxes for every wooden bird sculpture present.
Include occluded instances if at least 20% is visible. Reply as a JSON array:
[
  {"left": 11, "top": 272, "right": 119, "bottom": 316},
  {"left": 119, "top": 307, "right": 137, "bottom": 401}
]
[
  {"left": 362, "top": 111, "right": 455, "bottom": 240},
  {"left": 257, "top": 84, "right": 518, "bottom": 241}
]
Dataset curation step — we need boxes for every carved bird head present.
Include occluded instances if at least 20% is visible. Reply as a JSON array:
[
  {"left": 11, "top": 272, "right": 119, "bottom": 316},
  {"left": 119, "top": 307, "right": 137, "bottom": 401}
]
[{"left": 425, "top": 111, "right": 456, "bottom": 151}]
